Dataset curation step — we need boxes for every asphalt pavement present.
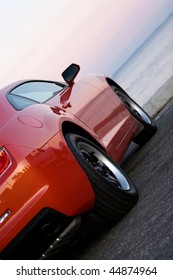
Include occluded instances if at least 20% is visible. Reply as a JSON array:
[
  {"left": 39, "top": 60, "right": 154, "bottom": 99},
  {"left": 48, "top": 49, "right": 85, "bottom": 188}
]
[{"left": 70, "top": 98, "right": 173, "bottom": 260}]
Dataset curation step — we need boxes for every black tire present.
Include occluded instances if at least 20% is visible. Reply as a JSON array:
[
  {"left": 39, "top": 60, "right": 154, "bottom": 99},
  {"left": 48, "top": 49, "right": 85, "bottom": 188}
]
[
  {"left": 112, "top": 87, "right": 157, "bottom": 145},
  {"left": 65, "top": 133, "right": 138, "bottom": 221}
]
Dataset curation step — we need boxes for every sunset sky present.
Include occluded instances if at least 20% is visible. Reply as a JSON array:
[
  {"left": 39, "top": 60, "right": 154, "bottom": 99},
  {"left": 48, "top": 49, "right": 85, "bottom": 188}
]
[{"left": 0, "top": 0, "right": 173, "bottom": 87}]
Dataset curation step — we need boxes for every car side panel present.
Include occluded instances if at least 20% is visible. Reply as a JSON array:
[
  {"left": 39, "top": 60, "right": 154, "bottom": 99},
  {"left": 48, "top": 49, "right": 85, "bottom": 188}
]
[
  {"left": 47, "top": 78, "right": 136, "bottom": 150},
  {"left": 0, "top": 131, "right": 95, "bottom": 251},
  {"left": 0, "top": 76, "right": 139, "bottom": 253}
]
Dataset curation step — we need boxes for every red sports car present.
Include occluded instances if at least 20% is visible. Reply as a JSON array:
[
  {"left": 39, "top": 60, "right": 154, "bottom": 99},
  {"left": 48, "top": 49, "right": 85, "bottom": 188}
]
[{"left": 0, "top": 64, "right": 156, "bottom": 259}]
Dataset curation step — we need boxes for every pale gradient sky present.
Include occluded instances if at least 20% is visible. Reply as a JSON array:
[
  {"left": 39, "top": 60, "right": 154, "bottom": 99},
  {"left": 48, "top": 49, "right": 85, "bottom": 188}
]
[{"left": 0, "top": 0, "right": 173, "bottom": 87}]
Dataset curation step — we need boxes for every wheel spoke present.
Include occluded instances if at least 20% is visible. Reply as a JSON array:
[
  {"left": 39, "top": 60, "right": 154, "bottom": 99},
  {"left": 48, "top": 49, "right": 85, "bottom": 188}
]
[
  {"left": 78, "top": 142, "right": 130, "bottom": 190},
  {"left": 104, "top": 171, "right": 119, "bottom": 185},
  {"left": 80, "top": 149, "right": 93, "bottom": 162}
]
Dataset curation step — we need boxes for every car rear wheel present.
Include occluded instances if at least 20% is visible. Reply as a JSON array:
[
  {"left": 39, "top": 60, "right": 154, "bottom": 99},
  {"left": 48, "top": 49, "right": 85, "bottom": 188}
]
[
  {"left": 65, "top": 133, "right": 138, "bottom": 221},
  {"left": 116, "top": 89, "right": 157, "bottom": 145},
  {"left": 111, "top": 86, "right": 157, "bottom": 145}
]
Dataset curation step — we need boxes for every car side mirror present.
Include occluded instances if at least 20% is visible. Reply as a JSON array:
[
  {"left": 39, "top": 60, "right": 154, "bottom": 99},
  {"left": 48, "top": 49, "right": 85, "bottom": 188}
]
[{"left": 62, "top": 63, "right": 80, "bottom": 86}]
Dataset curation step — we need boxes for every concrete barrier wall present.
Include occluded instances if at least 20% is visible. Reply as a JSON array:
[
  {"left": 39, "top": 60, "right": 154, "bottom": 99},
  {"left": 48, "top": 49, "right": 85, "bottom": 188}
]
[{"left": 143, "top": 75, "right": 173, "bottom": 117}]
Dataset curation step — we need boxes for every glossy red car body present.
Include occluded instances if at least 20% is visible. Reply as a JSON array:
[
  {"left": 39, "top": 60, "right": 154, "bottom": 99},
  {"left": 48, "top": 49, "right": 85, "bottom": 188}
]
[{"left": 0, "top": 65, "right": 150, "bottom": 259}]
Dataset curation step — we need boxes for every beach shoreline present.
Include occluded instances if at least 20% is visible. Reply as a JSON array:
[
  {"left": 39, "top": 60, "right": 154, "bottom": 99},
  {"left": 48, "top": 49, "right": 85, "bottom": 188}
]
[{"left": 112, "top": 13, "right": 173, "bottom": 117}]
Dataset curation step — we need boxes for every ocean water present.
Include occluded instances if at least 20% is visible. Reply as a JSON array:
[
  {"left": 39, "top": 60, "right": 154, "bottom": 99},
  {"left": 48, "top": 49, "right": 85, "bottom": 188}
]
[{"left": 112, "top": 13, "right": 173, "bottom": 107}]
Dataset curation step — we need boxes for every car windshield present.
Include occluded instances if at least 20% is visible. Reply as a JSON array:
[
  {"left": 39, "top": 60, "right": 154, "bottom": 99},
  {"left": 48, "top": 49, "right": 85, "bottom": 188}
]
[{"left": 7, "top": 81, "right": 65, "bottom": 110}]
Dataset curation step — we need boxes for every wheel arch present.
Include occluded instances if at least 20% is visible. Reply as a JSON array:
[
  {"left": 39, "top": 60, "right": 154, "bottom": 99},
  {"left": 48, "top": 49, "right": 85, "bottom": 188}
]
[
  {"left": 61, "top": 121, "right": 105, "bottom": 151},
  {"left": 106, "top": 77, "right": 128, "bottom": 95},
  {"left": 105, "top": 78, "right": 157, "bottom": 145}
]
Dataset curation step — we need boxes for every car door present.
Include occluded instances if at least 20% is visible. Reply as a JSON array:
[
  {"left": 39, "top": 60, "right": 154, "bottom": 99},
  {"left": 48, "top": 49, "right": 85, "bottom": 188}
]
[{"left": 49, "top": 80, "right": 133, "bottom": 148}]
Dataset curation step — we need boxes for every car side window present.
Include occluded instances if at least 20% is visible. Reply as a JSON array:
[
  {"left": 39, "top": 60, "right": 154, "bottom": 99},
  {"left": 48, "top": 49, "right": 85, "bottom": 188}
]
[{"left": 7, "top": 81, "right": 65, "bottom": 110}]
